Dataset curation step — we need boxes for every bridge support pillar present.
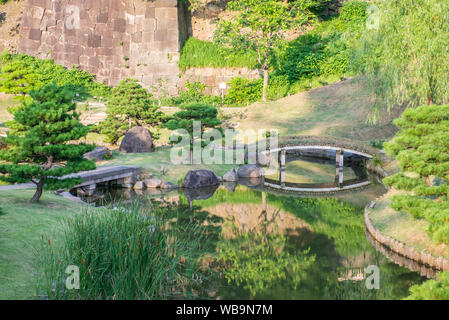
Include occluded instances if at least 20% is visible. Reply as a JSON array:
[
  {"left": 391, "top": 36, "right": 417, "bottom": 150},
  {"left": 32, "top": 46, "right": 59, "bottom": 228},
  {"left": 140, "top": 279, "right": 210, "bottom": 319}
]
[
  {"left": 279, "top": 149, "right": 286, "bottom": 187},
  {"left": 83, "top": 184, "right": 97, "bottom": 197},
  {"left": 335, "top": 149, "right": 344, "bottom": 186}
]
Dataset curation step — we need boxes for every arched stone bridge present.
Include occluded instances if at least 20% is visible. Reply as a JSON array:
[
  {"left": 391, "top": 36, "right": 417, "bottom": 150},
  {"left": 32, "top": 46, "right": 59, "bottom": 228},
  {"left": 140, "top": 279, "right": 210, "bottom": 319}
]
[{"left": 260, "top": 143, "right": 375, "bottom": 193}]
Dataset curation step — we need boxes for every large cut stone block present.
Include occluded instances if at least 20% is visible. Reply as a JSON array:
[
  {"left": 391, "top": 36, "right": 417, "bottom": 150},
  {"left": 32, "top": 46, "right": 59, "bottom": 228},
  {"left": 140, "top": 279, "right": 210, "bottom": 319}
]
[{"left": 19, "top": 0, "right": 184, "bottom": 94}]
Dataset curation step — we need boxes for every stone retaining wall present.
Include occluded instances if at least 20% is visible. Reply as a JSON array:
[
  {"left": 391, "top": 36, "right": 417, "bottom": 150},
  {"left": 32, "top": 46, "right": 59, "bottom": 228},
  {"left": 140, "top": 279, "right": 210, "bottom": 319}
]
[
  {"left": 19, "top": 0, "right": 188, "bottom": 94},
  {"left": 365, "top": 201, "right": 449, "bottom": 272}
]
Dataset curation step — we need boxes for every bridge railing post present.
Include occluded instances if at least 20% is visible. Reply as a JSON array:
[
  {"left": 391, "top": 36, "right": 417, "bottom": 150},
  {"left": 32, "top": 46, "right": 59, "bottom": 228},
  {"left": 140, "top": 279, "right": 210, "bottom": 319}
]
[
  {"left": 335, "top": 149, "right": 344, "bottom": 187},
  {"left": 279, "top": 148, "right": 286, "bottom": 187}
]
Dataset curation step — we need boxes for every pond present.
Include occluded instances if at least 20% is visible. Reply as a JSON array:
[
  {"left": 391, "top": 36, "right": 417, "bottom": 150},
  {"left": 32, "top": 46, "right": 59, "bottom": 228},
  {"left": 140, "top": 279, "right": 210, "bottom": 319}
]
[{"left": 77, "top": 157, "right": 427, "bottom": 300}]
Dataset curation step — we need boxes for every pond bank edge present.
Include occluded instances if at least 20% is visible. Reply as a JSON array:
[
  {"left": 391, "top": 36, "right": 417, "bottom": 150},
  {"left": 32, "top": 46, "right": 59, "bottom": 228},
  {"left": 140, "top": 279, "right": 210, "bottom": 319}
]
[{"left": 364, "top": 199, "right": 449, "bottom": 272}]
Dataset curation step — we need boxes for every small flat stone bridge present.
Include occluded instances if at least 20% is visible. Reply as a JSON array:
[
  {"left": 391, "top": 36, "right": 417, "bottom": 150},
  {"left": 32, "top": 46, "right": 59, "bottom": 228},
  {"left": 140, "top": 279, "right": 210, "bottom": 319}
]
[
  {"left": 67, "top": 166, "right": 142, "bottom": 196},
  {"left": 260, "top": 144, "right": 374, "bottom": 193}
]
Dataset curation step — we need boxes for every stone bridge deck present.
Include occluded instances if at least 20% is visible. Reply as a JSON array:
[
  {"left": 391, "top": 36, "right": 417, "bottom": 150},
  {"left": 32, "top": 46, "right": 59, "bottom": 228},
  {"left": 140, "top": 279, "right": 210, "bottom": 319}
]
[
  {"left": 259, "top": 137, "right": 377, "bottom": 193},
  {"left": 0, "top": 166, "right": 142, "bottom": 192},
  {"left": 67, "top": 166, "right": 142, "bottom": 194},
  {"left": 274, "top": 135, "right": 380, "bottom": 158}
]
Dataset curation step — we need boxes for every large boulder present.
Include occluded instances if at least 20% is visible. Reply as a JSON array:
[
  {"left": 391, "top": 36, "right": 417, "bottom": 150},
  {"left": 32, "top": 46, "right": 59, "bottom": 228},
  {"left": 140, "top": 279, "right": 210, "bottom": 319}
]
[
  {"left": 183, "top": 170, "right": 219, "bottom": 189},
  {"left": 237, "top": 164, "right": 264, "bottom": 178},
  {"left": 83, "top": 147, "right": 111, "bottom": 161},
  {"left": 144, "top": 178, "right": 162, "bottom": 189},
  {"left": 133, "top": 181, "right": 145, "bottom": 190},
  {"left": 161, "top": 181, "right": 178, "bottom": 190},
  {"left": 119, "top": 126, "right": 153, "bottom": 153},
  {"left": 223, "top": 168, "right": 238, "bottom": 182}
]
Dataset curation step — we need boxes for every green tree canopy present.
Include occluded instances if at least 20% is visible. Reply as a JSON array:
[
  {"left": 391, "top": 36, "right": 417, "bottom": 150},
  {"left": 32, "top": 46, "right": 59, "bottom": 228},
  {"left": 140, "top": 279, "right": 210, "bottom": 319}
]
[
  {"left": 99, "top": 78, "right": 164, "bottom": 145},
  {"left": 406, "top": 272, "right": 449, "bottom": 300},
  {"left": 0, "top": 82, "right": 95, "bottom": 202},
  {"left": 383, "top": 104, "right": 449, "bottom": 244},
  {"left": 165, "top": 102, "right": 222, "bottom": 142},
  {"left": 214, "top": 0, "right": 315, "bottom": 102},
  {"left": 352, "top": 0, "right": 449, "bottom": 119},
  {"left": 0, "top": 53, "right": 110, "bottom": 101}
]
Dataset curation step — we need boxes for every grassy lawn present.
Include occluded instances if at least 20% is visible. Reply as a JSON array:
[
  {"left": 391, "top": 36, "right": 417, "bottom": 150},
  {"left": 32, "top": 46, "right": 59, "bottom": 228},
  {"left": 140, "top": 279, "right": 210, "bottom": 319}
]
[
  {"left": 369, "top": 189, "right": 449, "bottom": 259},
  {"left": 234, "top": 77, "right": 399, "bottom": 143},
  {"left": 100, "top": 146, "right": 235, "bottom": 184},
  {"left": 0, "top": 190, "right": 82, "bottom": 300}
]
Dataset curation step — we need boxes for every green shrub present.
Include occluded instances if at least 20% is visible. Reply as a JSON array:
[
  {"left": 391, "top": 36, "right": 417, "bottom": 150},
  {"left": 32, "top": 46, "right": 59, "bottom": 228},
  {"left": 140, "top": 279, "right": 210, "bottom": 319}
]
[
  {"left": 406, "top": 272, "right": 449, "bottom": 300},
  {"left": 275, "top": 0, "right": 367, "bottom": 82},
  {"left": 171, "top": 80, "right": 221, "bottom": 106},
  {"left": 179, "top": 37, "right": 258, "bottom": 71},
  {"left": 36, "top": 202, "right": 207, "bottom": 300},
  {"left": 224, "top": 74, "right": 292, "bottom": 104},
  {"left": 0, "top": 53, "right": 111, "bottom": 99},
  {"left": 225, "top": 77, "right": 263, "bottom": 104},
  {"left": 339, "top": 0, "right": 368, "bottom": 23}
]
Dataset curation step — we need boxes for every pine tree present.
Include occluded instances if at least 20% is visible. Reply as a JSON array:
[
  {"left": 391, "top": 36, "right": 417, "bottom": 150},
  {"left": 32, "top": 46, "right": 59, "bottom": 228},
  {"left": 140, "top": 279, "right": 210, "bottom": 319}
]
[
  {"left": 99, "top": 79, "right": 164, "bottom": 145},
  {"left": 164, "top": 102, "right": 222, "bottom": 142},
  {"left": 383, "top": 104, "right": 449, "bottom": 244},
  {"left": 0, "top": 82, "right": 95, "bottom": 203},
  {"left": 0, "top": 53, "right": 39, "bottom": 100}
]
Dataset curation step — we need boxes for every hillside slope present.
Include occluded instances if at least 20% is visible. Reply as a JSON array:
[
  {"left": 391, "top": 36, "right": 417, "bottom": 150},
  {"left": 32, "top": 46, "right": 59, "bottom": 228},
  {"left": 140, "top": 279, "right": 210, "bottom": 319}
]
[{"left": 235, "top": 77, "right": 399, "bottom": 143}]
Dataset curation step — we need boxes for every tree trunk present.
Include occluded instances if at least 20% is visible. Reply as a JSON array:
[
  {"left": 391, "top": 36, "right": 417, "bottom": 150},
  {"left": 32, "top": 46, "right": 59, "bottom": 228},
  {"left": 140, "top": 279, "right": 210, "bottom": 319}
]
[
  {"left": 30, "top": 179, "right": 45, "bottom": 203},
  {"left": 262, "top": 68, "right": 269, "bottom": 102}
]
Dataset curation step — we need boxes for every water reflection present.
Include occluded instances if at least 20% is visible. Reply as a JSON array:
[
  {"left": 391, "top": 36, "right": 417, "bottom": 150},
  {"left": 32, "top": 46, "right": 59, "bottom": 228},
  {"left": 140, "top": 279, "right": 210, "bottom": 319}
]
[{"left": 73, "top": 157, "right": 430, "bottom": 299}]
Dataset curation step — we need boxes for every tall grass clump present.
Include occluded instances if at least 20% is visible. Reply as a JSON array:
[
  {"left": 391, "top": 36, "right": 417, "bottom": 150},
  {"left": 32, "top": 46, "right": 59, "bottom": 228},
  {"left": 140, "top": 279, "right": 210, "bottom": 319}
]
[
  {"left": 179, "top": 38, "right": 258, "bottom": 71},
  {"left": 35, "top": 201, "right": 208, "bottom": 300}
]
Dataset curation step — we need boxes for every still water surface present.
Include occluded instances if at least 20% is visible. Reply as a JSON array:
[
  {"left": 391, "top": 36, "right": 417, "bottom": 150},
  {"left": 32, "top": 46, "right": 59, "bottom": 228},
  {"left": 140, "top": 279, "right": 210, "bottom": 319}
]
[{"left": 85, "top": 159, "right": 427, "bottom": 299}]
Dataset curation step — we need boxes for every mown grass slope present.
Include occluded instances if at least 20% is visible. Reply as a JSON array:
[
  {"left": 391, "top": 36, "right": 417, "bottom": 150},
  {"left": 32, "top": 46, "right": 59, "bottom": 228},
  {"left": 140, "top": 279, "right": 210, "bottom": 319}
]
[{"left": 0, "top": 190, "right": 82, "bottom": 299}]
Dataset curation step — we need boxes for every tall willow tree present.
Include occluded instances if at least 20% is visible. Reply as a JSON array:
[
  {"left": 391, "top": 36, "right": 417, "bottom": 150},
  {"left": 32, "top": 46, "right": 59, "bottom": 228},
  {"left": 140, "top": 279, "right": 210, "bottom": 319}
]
[
  {"left": 352, "top": 0, "right": 449, "bottom": 119},
  {"left": 215, "top": 0, "right": 315, "bottom": 102}
]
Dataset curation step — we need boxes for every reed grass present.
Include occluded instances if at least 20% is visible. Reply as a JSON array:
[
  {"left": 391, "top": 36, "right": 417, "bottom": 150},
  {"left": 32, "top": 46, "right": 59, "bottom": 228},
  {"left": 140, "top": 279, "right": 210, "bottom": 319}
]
[{"left": 35, "top": 201, "right": 209, "bottom": 300}]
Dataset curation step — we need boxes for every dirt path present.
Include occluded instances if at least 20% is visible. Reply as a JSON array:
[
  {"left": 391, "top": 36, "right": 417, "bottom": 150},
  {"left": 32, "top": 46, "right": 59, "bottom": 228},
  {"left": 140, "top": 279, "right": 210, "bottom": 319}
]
[{"left": 0, "top": 183, "right": 34, "bottom": 191}]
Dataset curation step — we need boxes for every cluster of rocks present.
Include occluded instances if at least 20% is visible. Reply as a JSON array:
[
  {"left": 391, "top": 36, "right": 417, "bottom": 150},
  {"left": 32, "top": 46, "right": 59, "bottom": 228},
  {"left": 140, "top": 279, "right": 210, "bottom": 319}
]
[
  {"left": 183, "top": 164, "right": 264, "bottom": 189},
  {"left": 132, "top": 173, "right": 177, "bottom": 191}
]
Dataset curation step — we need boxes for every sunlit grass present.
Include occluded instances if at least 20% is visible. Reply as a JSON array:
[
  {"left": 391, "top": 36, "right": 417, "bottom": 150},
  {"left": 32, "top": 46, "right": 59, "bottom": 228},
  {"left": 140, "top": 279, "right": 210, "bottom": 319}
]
[
  {"left": 179, "top": 38, "right": 258, "bottom": 71},
  {"left": 0, "top": 190, "right": 82, "bottom": 299},
  {"left": 100, "top": 146, "right": 235, "bottom": 184}
]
